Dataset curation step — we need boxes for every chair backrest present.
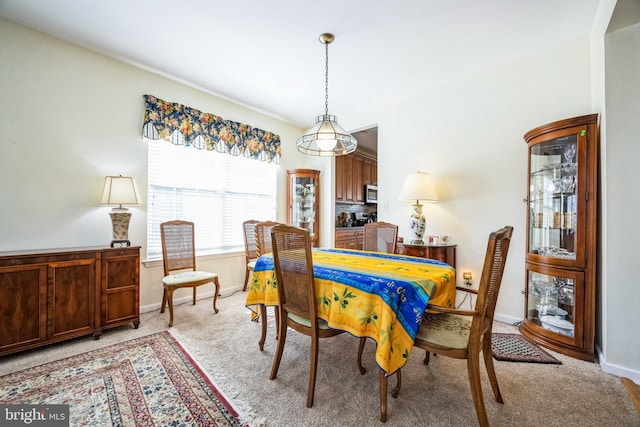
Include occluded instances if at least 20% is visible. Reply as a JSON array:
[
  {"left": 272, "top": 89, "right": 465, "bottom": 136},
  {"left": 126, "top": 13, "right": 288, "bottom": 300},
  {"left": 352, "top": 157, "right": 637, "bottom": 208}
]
[
  {"left": 270, "top": 224, "right": 316, "bottom": 322},
  {"left": 363, "top": 221, "right": 399, "bottom": 254},
  {"left": 160, "top": 220, "right": 197, "bottom": 276},
  {"left": 242, "top": 220, "right": 260, "bottom": 263},
  {"left": 470, "top": 226, "right": 514, "bottom": 341},
  {"left": 255, "top": 221, "right": 280, "bottom": 257}
]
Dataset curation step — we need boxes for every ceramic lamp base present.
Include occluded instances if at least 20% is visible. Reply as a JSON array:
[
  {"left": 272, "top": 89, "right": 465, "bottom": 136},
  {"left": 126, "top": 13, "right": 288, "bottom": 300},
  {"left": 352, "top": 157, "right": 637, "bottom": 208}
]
[
  {"left": 109, "top": 210, "right": 132, "bottom": 247},
  {"left": 409, "top": 203, "right": 426, "bottom": 244}
]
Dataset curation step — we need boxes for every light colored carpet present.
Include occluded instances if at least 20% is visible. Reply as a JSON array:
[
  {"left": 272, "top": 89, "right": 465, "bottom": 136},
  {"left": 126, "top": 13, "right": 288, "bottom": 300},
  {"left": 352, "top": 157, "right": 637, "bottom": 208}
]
[{"left": 1, "top": 291, "right": 638, "bottom": 427}]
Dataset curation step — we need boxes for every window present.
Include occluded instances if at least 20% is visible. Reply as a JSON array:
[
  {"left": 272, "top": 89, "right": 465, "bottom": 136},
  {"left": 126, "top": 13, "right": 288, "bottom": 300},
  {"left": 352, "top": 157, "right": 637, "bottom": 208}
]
[{"left": 147, "top": 141, "right": 277, "bottom": 260}]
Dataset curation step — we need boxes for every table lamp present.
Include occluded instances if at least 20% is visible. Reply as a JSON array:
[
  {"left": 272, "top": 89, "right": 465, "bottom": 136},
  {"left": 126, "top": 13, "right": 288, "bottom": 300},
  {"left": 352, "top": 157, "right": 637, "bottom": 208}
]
[
  {"left": 101, "top": 175, "right": 142, "bottom": 247},
  {"left": 398, "top": 172, "right": 438, "bottom": 244}
]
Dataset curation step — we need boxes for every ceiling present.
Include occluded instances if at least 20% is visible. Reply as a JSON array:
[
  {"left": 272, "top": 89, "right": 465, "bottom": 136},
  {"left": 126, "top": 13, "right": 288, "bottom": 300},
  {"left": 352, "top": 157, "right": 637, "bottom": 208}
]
[{"left": 1, "top": 0, "right": 600, "bottom": 151}]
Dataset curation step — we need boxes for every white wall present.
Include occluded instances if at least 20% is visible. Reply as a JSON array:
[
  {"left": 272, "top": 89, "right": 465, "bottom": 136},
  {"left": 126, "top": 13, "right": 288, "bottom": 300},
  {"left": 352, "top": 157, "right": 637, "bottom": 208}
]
[
  {"left": 602, "top": 20, "right": 640, "bottom": 377},
  {"left": 343, "top": 37, "right": 593, "bottom": 324},
  {"left": 0, "top": 18, "right": 311, "bottom": 309}
]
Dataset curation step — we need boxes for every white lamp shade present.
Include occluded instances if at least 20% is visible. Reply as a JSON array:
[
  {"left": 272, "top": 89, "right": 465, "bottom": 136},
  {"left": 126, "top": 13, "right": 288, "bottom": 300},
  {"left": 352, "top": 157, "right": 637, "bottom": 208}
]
[
  {"left": 398, "top": 172, "right": 438, "bottom": 202},
  {"left": 101, "top": 176, "right": 142, "bottom": 206}
]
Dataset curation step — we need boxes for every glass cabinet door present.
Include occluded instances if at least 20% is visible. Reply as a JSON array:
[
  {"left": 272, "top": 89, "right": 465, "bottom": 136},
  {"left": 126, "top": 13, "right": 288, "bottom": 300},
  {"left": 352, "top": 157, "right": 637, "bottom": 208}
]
[
  {"left": 527, "top": 126, "right": 587, "bottom": 268},
  {"left": 287, "top": 169, "right": 320, "bottom": 246},
  {"left": 525, "top": 263, "right": 584, "bottom": 347}
]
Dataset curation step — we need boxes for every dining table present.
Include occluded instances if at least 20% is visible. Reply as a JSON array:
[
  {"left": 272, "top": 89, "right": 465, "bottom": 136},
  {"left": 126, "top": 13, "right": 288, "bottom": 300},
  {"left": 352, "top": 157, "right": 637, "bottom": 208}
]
[{"left": 245, "top": 247, "right": 456, "bottom": 422}]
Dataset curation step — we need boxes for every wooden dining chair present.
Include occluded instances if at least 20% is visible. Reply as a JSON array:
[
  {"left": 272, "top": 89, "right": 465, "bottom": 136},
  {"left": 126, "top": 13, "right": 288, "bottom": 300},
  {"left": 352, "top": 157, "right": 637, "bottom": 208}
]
[
  {"left": 393, "top": 225, "right": 513, "bottom": 427},
  {"left": 269, "top": 224, "right": 347, "bottom": 408},
  {"left": 160, "top": 220, "right": 220, "bottom": 327},
  {"left": 242, "top": 219, "right": 260, "bottom": 292},
  {"left": 254, "top": 220, "right": 281, "bottom": 350},
  {"left": 363, "top": 221, "right": 399, "bottom": 254},
  {"left": 255, "top": 220, "right": 279, "bottom": 257}
]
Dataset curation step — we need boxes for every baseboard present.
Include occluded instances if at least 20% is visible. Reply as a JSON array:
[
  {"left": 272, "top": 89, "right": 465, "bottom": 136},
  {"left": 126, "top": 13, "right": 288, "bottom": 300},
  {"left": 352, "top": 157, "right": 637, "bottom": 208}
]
[
  {"left": 598, "top": 348, "right": 640, "bottom": 383},
  {"left": 493, "top": 313, "right": 522, "bottom": 327},
  {"left": 140, "top": 285, "right": 245, "bottom": 314}
]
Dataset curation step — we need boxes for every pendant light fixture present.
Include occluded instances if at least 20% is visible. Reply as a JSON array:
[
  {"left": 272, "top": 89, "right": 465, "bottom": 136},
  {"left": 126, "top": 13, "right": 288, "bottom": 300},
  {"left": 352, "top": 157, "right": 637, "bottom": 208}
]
[{"left": 296, "top": 33, "right": 357, "bottom": 156}]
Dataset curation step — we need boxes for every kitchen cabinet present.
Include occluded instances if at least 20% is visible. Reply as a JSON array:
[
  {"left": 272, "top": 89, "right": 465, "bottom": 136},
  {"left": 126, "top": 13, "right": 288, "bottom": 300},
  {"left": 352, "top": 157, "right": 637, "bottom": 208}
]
[
  {"left": 362, "top": 156, "right": 377, "bottom": 186},
  {"left": 353, "top": 155, "right": 364, "bottom": 202},
  {"left": 336, "top": 152, "right": 377, "bottom": 204},
  {"left": 0, "top": 246, "right": 140, "bottom": 356},
  {"left": 519, "top": 114, "right": 598, "bottom": 361},
  {"left": 287, "top": 169, "right": 320, "bottom": 247},
  {"left": 335, "top": 228, "right": 364, "bottom": 250}
]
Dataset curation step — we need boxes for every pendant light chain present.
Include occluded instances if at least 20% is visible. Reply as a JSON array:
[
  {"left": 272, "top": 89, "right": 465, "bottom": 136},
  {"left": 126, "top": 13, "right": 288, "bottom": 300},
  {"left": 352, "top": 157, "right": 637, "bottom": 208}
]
[{"left": 324, "top": 41, "right": 329, "bottom": 116}]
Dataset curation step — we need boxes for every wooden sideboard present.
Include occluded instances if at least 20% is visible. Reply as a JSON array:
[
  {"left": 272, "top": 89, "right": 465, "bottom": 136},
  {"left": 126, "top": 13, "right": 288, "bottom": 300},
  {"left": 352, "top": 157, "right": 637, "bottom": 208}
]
[
  {"left": 396, "top": 243, "right": 456, "bottom": 268},
  {"left": 0, "top": 246, "right": 140, "bottom": 356}
]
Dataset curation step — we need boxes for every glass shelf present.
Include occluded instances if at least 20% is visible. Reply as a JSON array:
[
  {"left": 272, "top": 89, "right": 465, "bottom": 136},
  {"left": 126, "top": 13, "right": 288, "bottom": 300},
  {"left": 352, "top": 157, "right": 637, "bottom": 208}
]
[
  {"left": 526, "top": 268, "right": 577, "bottom": 338},
  {"left": 528, "top": 136, "right": 578, "bottom": 260}
]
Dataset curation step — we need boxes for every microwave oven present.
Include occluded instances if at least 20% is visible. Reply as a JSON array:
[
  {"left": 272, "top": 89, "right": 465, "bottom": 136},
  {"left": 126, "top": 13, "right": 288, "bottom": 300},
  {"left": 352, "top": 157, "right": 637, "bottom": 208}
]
[{"left": 365, "top": 185, "right": 378, "bottom": 204}]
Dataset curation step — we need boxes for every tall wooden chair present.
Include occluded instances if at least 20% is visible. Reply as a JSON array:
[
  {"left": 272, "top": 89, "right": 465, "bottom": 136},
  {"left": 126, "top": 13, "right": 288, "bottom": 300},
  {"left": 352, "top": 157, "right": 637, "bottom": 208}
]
[
  {"left": 394, "top": 225, "right": 514, "bottom": 427},
  {"left": 363, "top": 221, "right": 399, "bottom": 254},
  {"left": 255, "top": 220, "right": 280, "bottom": 257},
  {"left": 254, "top": 220, "right": 281, "bottom": 350},
  {"left": 160, "top": 220, "right": 220, "bottom": 327},
  {"left": 269, "top": 224, "right": 347, "bottom": 408},
  {"left": 242, "top": 219, "right": 260, "bottom": 291}
]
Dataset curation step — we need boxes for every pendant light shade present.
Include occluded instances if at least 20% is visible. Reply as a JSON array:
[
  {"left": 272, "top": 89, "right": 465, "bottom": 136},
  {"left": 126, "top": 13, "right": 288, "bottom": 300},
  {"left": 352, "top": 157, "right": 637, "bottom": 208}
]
[{"left": 297, "top": 33, "right": 357, "bottom": 157}]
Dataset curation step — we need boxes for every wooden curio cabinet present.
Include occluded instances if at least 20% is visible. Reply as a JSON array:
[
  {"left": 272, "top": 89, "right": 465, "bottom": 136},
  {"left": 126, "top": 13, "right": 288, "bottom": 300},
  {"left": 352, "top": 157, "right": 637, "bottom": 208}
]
[
  {"left": 287, "top": 169, "right": 320, "bottom": 247},
  {"left": 519, "top": 114, "right": 598, "bottom": 361}
]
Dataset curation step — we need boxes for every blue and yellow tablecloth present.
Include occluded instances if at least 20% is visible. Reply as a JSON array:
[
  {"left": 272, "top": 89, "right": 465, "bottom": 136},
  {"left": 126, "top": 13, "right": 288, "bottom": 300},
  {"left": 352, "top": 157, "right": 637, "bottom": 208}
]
[{"left": 245, "top": 248, "right": 455, "bottom": 375}]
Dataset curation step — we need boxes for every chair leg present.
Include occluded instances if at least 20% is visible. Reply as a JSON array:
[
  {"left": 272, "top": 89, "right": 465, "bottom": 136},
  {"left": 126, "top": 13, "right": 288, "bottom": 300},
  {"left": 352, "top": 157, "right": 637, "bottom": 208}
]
[
  {"left": 467, "top": 350, "right": 490, "bottom": 427},
  {"left": 307, "top": 333, "right": 319, "bottom": 408},
  {"left": 243, "top": 267, "right": 250, "bottom": 292},
  {"left": 165, "top": 287, "right": 175, "bottom": 327},
  {"left": 379, "top": 369, "right": 388, "bottom": 422},
  {"left": 259, "top": 304, "right": 268, "bottom": 351},
  {"left": 212, "top": 278, "right": 220, "bottom": 313},
  {"left": 160, "top": 288, "right": 167, "bottom": 313},
  {"left": 269, "top": 310, "right": 287, "bottom": 380},
  {"left": 391, "top": 369, "right": 402, "bottom": 398},
  {"left": 483, "top": 333, "right": 504, "bottom": 403},
  {"left": 357, "top": 337, "right": 367, "bottom": 374},
  {"left": 192, "top": 286, "right": 197, "bottom": 305},
  {"left": 423, "top": 350, "right": 431, "bottom": 365},
  {"left": 273, "top": 306, "right": 280, "bottom": 341}
]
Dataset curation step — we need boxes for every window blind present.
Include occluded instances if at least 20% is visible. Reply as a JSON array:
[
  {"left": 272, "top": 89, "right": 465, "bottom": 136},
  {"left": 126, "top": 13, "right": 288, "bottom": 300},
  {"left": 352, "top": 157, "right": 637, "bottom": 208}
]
[{"left": 147, "top": 141, "right": 277, "bottom": 260}]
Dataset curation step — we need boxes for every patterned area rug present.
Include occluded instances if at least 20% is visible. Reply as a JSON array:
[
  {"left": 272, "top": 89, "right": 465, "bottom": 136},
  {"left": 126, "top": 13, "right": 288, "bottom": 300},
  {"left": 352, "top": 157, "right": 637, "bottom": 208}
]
[
  {"left": 0, "top": 331, "right": 245, "bottom": 426},
  {"left": 491, "top": 333, "right": 561, "bottom": 364}
]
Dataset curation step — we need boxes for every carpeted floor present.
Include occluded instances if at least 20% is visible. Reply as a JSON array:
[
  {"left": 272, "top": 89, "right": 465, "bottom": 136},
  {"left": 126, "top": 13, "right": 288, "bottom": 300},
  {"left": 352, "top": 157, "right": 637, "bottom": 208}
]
[
  {"left": 0, "top": 331, "right": 244, "bottom": 426},
  {"left": 1, "top": 291, "right": 638, "bottom": 427}
]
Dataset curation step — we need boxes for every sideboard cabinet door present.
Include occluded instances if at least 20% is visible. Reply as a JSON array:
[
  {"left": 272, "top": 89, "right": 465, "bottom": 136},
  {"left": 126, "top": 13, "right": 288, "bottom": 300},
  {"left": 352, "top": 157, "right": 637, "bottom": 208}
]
[
  {"left": 101, "top": 247, "right": 140, "bottom": 330},
  {"left": 48, "top": 258, "right": 97, "bottom": 340},
  {"left": 0, "top": 264, "right": 48, "bottom": 353}
]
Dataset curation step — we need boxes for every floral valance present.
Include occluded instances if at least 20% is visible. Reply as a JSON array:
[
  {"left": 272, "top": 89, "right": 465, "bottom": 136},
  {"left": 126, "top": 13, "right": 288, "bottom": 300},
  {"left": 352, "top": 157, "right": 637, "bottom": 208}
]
[{"left": 142, "top": 94, "right": 281, "bottom": 164}]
